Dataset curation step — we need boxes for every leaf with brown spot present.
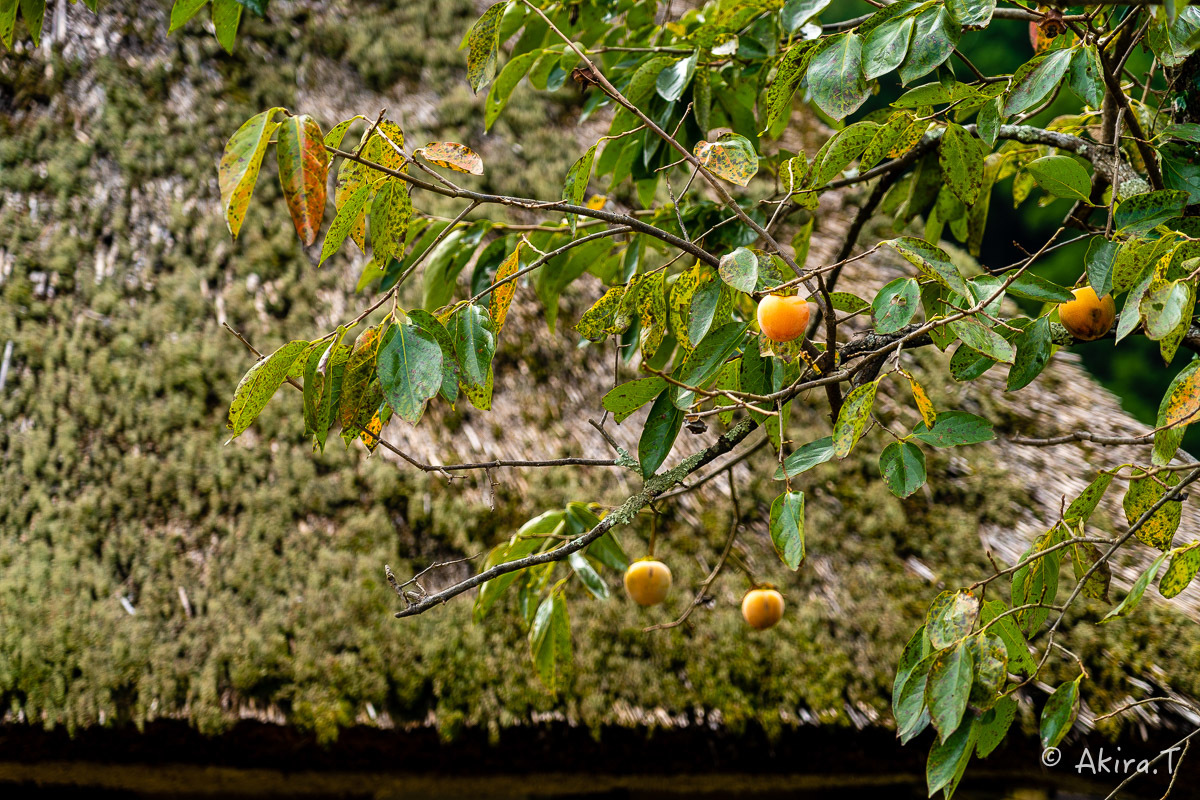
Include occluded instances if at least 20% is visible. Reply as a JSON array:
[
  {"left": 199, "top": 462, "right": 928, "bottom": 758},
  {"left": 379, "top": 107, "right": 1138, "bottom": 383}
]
[
  {"left": 375, "top": 120, "right": 407, "bottom": 173},
  {"left": 465, "top": 2, "right": 505, "bottom": 94},
  {"left": 419, "top": 142, "right": 484, "bottom": 175},
  {"left": 832, "top": 380, "right": 878, "bottom": 458},
  {"left": 489, "top": 242, "right": 524, "bottom": 336},
  {"left": 1123, "top": 470, "right": 1182, "bottom": 551},
  {"left": 906, "top": 372, "right": 937, "bottom": 428},
  {"left": 368, "top": 180, "right": 412, "bottom": 264},
  {"left": 693, "top": 133, "right": 759, "bottom": 186},
  {"left": 276, "top": 114, "right": 330, "bottom": 247},
  {"left": 339, "top": 323, "right": 388, "bottom": 433},
  {"left": 218, "top": 107, "right": 283, "bottom": 239}
]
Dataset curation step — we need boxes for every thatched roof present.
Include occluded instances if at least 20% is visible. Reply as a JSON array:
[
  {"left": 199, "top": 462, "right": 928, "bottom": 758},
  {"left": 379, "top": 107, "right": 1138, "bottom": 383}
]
[{"left": 2, "top": 1, "right": 1199, "bottom": 778}]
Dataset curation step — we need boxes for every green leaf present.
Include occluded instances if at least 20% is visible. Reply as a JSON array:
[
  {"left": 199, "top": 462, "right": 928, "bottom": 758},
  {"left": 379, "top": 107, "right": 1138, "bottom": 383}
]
[
  {"left": 694, "top": 133, "right": 759, "bottom": 186},
  {"left": 1123, "top": 471, "right": 1182, "bottom": 551},
  {"left": 602, "top": 377, "right": 668, "bottom": 423},
  {"left": 882, "top": 237, "right": 972, "bottom": 298},
  {"left": 276, "top": 114, "right": 330, "bottom": 247},
  {"left": 949, "top": 345, "right": 994, "bottom": 382},
  {"left": 218, "top": 108, "right": 283, "bottom": 239},
  {"left": 408, "top": 309, "right": 461, "bottom": 403},
  {"left": 568, "top": 551, "right": 609, "bottom": 600},
  {"left": 1160, "top": 543, "right": 1200, "bottom": 598},
  {"left": 879, "top": 441, "right": 927, "bottom": 498},
  {"left": 832, "top": 380, "right": 878, "bottom": 458},
  {"left": 863, "top": 13, "right": 915, "bottom": 80},
  {"left": 949, "top": 318, "right": 1015, "bottom": 364},
  {"left": 976, "top": 696, "right": 1017, "bottom": 758},
  {"left": 562, "top": 144, "right": 597, "bottom": 234},
  {"left": 718, "top": 247, "right": 758, "bottom": 294},
  {"left": 169, "top": 0, "right": 208, "bottom": 32},
  {"left": 368, "top": 179, "right": 413, "bottom": 263},
  {"left": 1011, "top": 527, "right": 1064, "bottom": 634},
  {"left": 1067, "top": 45, "right": 1104, "bottom": 109},
  {"left": 927, "top": 589, "right": 981, "bottom": 649},
  {"left": 1025, "top": 155, "right": 1092, "bottom": 203},
  {"left": 809, "top": 121, "right": 879, "bottom": 187},
  {"left": 319, "top": 187, "right": 371, "bottom": 268},
  {"left": 1007, "top": 316, "right": 1051, "bottom": 391},
  {"left": 861, "top": 112, "right": 918, "bottom": 171},
  {"left": 807, "top": 33, "right": 869, "bottom": 120},
  {"left": 763, "top": 41, "right": 820, "bottom": 131},
  {"left": 576, "top": 285, "right": 628, "bottom": 342},
  {"left": 769, "top": 491, "right": 806, "bottom": 570},
  {"left": 1065, "top": 472, "right": 1115, "bottom": 525},
  {"left": 638, "top": 390, "right": 683, "bottom": 478},
  {"left": 466, "top": 1, "right": 506, "bottom": 94},
  {"left": 302, "top": 338, "right": 350, "bottom": 452},
  {"left": 926, "top": 641, "right": 974, "bottom": 742},
  {"left": 897, "top": 654, "right": 935, "bottom": 744},
  {"left": 980, "top": 600, "right": 1036, "bottom": 676},
  {"left": 782, "top": 0, "right": 832, "bottom": 32},
  {"left": 1104, "top": 552, "right": 1170, "bottom": 621},
  {"left": 940, "top": 123, "right": 986, "bottom": 205},
  {"left": 893, "top": 626, "right": 931, "bottom": 718},
  {"left": 451, "top": 304, "right": 497, "bottom": 388},
  {"left": 485, "top": 50, "right": 540, "bottom": 130},
  {"left": 474, "top": 517, "right": 555, "bottom": 622},
  {"left": 377, "top": 323, "right": 443, "bottom": 425},
  {"left": 0, "top": 0, "right": 18, "bottom": 49},
  {"left": 688, "top": 270, "right": 725, "bottom": 345},
  {"left": 968, "top": 632, "right": 1008, "bottom": 711},
  {"left": 1003, "top": 49, "right": 1072, "bottom": 117},
  {"left": 774, "top": 436, "right": 835, "bottom": 480},
  {"left": 1040, "top": 679, "right": 1080, "bottom": 749},
  {"left": 210, "top": 0, "right": 242, "bottom": 53},
  {"left": 529, "top": 586, "right": 572, "bottom": 691},
  {"left": 226, "top": 340, "right": 310, "bottom": 439},
  {"left": 1004, "top": 271, "right": 1075, "bottom": 304},
  {"left": 337, "top": 324, "right": 388, "bottom": 435},
  {"left": 1141, "top": 280, "right": 1191, "bottom": 340},
  {"left": 829, "top": 292, "right": 870, "bottom": 313},
  {"left": 672, "top": 322, "right": 750, "bottom": 409},
  {"left": 1155, "top": 360, "right": 1200, "bottom": 465},
  {"left": 912, "top": 411, "right": 994, "bottom": 447},
  {"left": 927, "top": 717, "right": 978, "bottom": 797},
  {"left": 1085, "top": 237, "right": 1118, "bottom": 299},
  {"left": 898, "top": 6, "right": 959, "bottom": 85},
  {"left": 947, "top": 0, "right": 994, "bottom": 28},
  {"left": 873, "top": 277, "right": 920, "bottom": 334},
  {"left": 656, "top": 52, "right": 697, "bottom": 102},
  {"left": 1115, "top": 190, "right": 1190, "bottom": 234}
]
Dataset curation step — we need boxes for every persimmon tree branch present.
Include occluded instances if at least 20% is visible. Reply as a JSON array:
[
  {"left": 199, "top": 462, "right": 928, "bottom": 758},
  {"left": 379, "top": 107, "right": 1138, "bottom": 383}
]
[
  {"left": 393, "top": 416, "right": 760, "bottom": 617},
  {"left": 325, "top": 145, "right": 719, "bottom": 268}
]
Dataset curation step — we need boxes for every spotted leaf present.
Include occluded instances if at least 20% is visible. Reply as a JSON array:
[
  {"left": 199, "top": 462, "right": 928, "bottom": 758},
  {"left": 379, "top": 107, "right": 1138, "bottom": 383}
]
[{"left": 218, "top": 107, "right": 283, "bottom": 239}]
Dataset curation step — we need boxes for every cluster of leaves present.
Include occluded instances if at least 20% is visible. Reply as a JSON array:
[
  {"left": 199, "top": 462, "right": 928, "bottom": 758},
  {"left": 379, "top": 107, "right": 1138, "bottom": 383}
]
[
  {"left": 473, "top": 503, "right": 630, "bottom": 691},
  {"left": 202, "top": 0, "right": 1200, "bottom": 793},
  {"left": 895, "top": 462, "right": 1200, "bottom": 795}
]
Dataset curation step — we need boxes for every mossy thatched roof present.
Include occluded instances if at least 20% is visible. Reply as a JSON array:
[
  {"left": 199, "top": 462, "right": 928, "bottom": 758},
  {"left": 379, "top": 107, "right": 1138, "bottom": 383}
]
[{"left": 1, "top": 0, "right": 1198, "bottom": 765}]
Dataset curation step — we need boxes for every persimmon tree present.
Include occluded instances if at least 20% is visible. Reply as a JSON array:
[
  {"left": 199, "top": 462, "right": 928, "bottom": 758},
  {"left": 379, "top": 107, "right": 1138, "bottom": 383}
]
[{"left": 11, "top": 0, "right": 1200, "bottom": 794}]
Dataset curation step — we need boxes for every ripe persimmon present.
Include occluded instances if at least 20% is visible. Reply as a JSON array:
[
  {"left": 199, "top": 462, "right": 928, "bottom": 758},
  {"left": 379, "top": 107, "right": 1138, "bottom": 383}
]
[
  {"left": 757, "top": 295, "right": 810, "bottom": 343},
  {"left": 1058, "top": 286, "right": 1115, "bottom": 342},
  {"left": 624, "top": 559, "right": 672, "bottom": 606},
  {"left": 741, "top": 587, "right": 785, "bottom": 630}
]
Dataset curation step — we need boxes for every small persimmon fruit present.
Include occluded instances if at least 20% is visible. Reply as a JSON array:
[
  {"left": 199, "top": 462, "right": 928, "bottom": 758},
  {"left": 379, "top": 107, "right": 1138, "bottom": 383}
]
[
  {"left": 1058, "top": 286, "right": 1115, "bottom": 342},
  {"left": 741, "top": 587, "right": 785, "bottom": 630},
  {"left": 756, "top": 295, "right": 810, "bottom": 343},
  {"left": 624, "top": 559, "right": 672, "bottom": 606}
]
